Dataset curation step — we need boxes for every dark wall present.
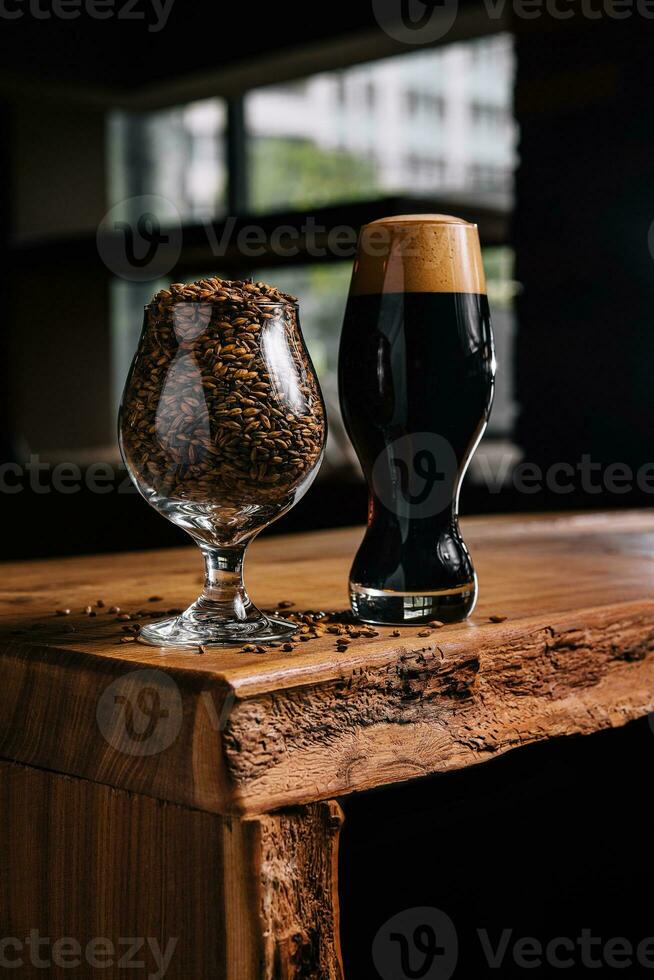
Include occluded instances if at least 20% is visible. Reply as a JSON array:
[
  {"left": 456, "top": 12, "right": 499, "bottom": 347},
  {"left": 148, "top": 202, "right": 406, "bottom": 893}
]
[
  {"left": 3, "top": 11, "right": 654, "bottom": 559},
  {"left": 0, "top": 3, "right": 397, "bottom": 90},
  {"left": 0, "top": 103, "right": 12, "bottom": 462},
  {"left": 514, "top": 17, "right": 654, "bottom": 472},
  {"left": 341, "top": 716, "right": 654, "bottom": 977}
]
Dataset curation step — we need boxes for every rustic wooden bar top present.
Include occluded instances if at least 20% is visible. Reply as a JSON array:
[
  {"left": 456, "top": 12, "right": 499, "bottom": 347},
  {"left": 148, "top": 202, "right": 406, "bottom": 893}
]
[{"left": 2, "top": 510, "right": 654, "bottom": 818}]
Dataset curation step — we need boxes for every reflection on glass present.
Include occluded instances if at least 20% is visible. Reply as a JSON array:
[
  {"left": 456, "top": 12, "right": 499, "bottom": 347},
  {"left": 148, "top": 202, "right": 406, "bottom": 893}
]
[{"left": 119, "top": 291, "right": 326, "bottom": 647}]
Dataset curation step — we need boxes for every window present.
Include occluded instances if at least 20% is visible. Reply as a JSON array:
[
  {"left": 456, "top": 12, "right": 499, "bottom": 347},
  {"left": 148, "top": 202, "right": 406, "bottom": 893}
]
[
  {"left": 470, "top": 102, "right": 507, "bottom": 127},
  {"left": 110, "top": 34, "right": 516, "bottom": 217},
  {"left": 109, "top": 99, "right": 227, "bottom": 223},
  {"left": 467, "top": 163, "right": 512, "bottom": 194},
  {"left": 431, "top": 94, "right": 446, "bottom": 118},
  {"left": 246, "top": 33, "right": 516, "bottom": 212},
  {"left": 406, "top": 91, "right": 445, "bottom": 118},
  {"left": 484, "top": 247, "right": 518, "bottom": 436},
  {"left": 109, "top": 32, "right": 519, "bottom": 469}
]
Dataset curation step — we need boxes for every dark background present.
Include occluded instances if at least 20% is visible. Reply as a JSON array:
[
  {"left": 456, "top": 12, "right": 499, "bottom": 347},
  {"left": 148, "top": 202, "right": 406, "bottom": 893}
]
[
  {"left": 2, "top": 3, "right": 654, "bottom": 560},
  {"left": 341, "top": 717, "right": 654, "bottom": 978},
  {"left": 2, "top": 4, "right": 654, "bottom": 977}
]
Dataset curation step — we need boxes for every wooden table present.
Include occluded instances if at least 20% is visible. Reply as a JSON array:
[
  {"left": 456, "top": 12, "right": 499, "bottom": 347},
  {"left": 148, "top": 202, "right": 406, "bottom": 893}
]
[{"left": 2, "top": 511, "right": 654, "bottom": 978}]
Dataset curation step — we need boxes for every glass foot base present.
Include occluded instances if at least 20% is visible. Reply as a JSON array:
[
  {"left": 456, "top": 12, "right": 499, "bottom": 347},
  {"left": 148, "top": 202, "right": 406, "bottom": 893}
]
[
  {"left": 139, "top": 614, "right": 296, "bottom": 649},
  {"left": 350, "top": 580, "right": 477, "bottom": 625}
]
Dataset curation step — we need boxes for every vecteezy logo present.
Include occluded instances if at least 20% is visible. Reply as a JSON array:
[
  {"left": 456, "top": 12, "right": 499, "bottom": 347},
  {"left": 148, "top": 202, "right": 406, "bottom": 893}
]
[
  {"left": 96, "top": 194, "right": 182, "bottom": 282},
  {"left": 96, "top": 669, "right": 183, "bottom": 757},
  {"left": 373, "top": 907, "right": 458, "bottom": 980},
  {"left": 372, "top": 432, "right": 457, "bottom": 519},
  {"left": 372, "top": 0, "right": 459, "bottom": 44},
  {"left": 117, "top": 212, "right": 168, "bottom": 269}
]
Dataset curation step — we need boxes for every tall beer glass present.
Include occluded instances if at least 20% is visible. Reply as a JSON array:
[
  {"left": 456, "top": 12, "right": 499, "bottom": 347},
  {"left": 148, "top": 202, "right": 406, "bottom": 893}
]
[{"left": 338, "top": 215, "right": 495, "bottom": 624}]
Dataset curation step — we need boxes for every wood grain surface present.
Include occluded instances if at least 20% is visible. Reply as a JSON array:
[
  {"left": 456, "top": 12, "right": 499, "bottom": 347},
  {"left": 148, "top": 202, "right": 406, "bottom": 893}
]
[
  {"left": 0, "top": 760, "right": 343, "bottom": 979},
  {"left": 2, "top": 511, "right": 654, "bottom": 815}
]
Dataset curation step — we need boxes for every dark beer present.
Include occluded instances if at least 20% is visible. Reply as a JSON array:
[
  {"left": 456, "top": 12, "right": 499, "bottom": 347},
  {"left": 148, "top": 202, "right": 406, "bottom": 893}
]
[{"left": 338, "top": 215, "right": 495, "bottom": 624}]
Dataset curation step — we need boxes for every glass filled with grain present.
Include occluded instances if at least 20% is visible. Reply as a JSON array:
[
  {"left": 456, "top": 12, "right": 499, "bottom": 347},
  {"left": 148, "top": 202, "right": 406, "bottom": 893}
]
[{"left": 119, "top": 276, "right": 326, "bottom": 647}]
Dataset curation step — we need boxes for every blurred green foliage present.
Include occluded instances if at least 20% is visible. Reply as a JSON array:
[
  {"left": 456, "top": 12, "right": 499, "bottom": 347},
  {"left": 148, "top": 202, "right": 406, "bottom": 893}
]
[{"left": 250, "top": 137, "right": 379, "bottom": 212}]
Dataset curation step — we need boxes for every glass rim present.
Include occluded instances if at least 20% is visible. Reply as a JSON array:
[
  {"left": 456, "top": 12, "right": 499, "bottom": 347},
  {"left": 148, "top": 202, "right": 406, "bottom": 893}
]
[{"left": 144, "top": 297, "right": 298, "bottom": 312}]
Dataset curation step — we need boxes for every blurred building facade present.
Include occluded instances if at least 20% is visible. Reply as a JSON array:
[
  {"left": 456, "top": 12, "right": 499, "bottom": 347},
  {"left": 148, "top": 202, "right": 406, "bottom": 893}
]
[
  {"left": 248, "top": 33, "right": 515, "bottom": 208},
  {"left": 111, "top": 34, "right": 516, "bottom": 220}
]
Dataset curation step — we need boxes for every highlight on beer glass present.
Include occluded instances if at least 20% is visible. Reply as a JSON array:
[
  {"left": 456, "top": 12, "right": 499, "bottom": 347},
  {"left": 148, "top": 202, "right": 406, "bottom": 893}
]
[{"left": 338, "top": 214, "right": 495, "bottom": 624}]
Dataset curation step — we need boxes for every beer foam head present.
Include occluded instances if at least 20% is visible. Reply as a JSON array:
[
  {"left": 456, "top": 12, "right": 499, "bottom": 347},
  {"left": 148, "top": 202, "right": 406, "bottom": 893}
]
[{"left": 351, "top": 214, "right": 487, "bottom": 295}]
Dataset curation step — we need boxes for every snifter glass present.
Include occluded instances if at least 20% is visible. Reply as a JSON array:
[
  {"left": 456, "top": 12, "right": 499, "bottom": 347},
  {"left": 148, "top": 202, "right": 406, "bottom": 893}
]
[{"left": 119, "top": 283, "right": 326, "bottom": 647}]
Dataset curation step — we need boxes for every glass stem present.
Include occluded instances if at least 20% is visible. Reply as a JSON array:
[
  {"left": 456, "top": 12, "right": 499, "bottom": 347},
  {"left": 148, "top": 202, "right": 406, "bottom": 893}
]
[{"left": 198, "top": 544, "right": 254, "bottom": 622}]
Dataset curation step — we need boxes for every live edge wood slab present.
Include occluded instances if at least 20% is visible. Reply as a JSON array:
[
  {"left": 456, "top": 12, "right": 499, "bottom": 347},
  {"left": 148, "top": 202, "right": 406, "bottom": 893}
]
[{"left": 3, "top": 510, "right": 654, "bottom": 979}]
